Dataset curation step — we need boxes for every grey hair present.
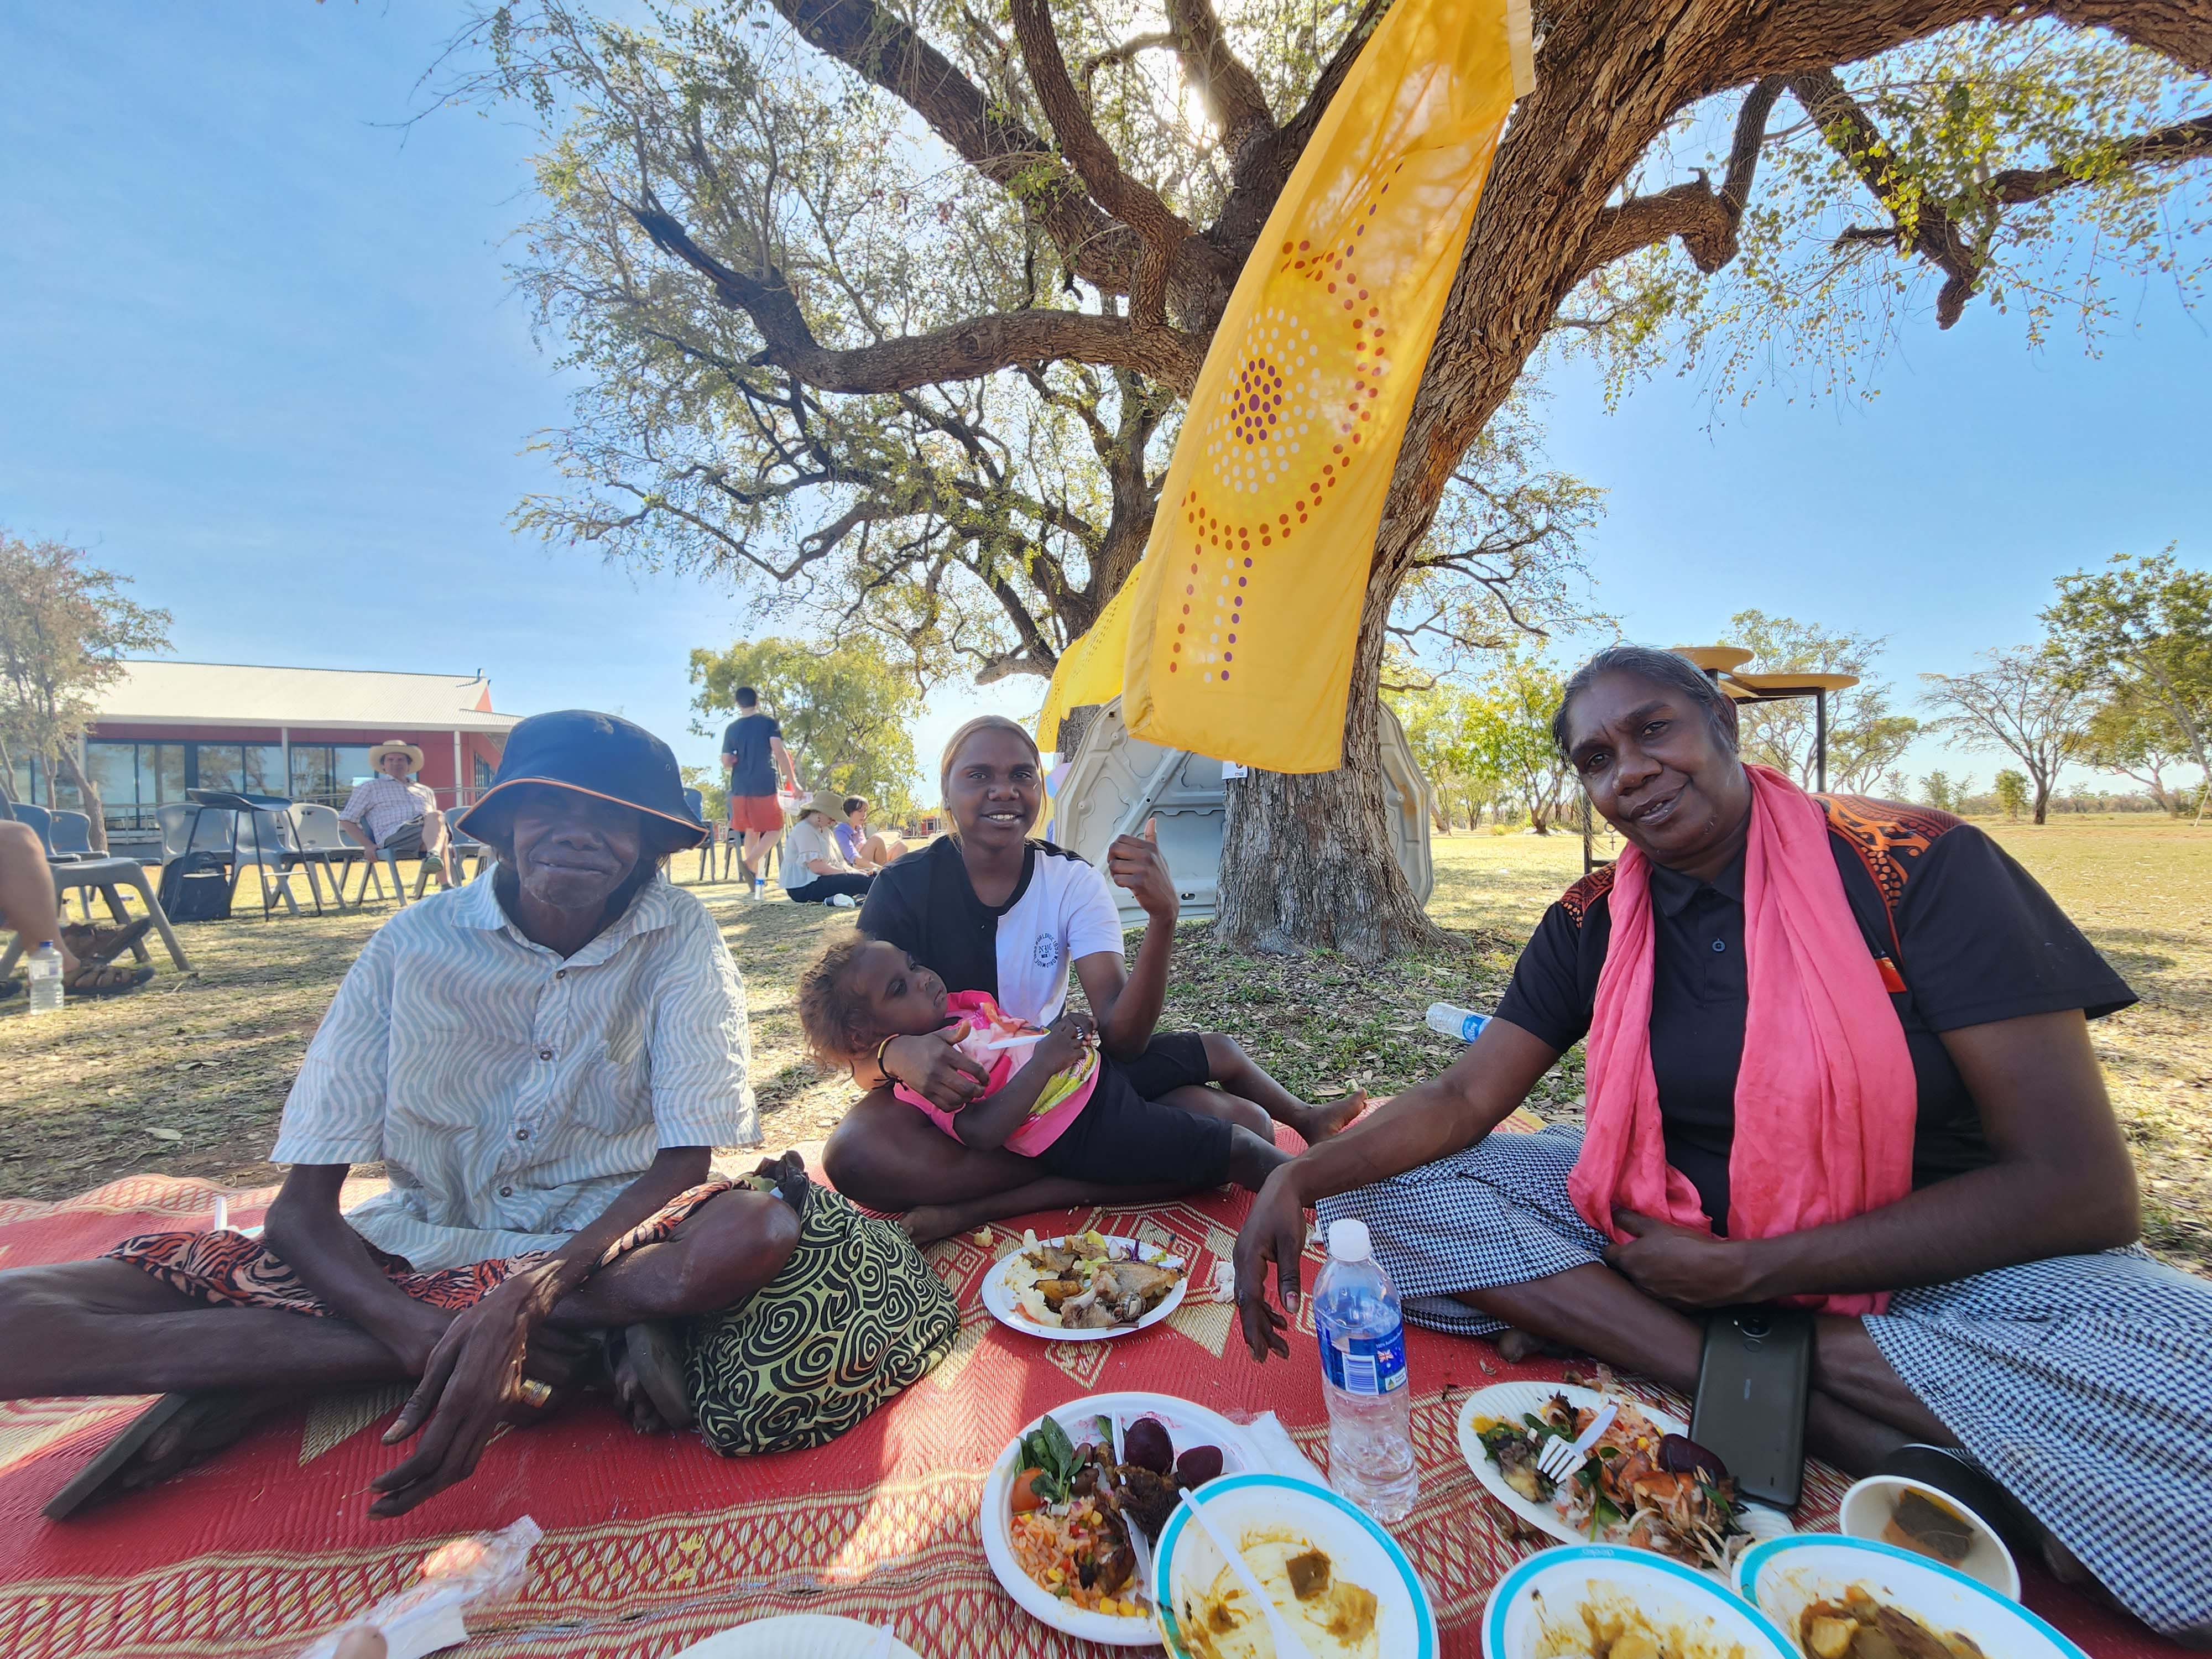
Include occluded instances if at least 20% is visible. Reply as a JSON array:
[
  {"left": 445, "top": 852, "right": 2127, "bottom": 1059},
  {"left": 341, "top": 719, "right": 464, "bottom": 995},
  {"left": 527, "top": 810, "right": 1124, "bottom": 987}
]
[{"left": 1551, "top": 645, "right": 1739, "bottom": 760}]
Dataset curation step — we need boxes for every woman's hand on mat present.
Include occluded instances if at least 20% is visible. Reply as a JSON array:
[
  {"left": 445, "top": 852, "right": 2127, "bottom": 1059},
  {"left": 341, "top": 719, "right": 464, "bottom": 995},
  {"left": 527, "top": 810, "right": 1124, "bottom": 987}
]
[
  {"left": 883, "top": 1029, "right": 990, "bottom": 1112},
  {"left": 1233, "top": 1168, "right": 1310, "bottom": 1363},
  {"left": 1605, "top": 1210, "right": 1754, "bottom": 1308},
  {"left": 370, "top": 1269, "right": 561, "bottom": 1516},
  {"left": 1106, "top": 826, "right": 1178, "bottom": 922}
]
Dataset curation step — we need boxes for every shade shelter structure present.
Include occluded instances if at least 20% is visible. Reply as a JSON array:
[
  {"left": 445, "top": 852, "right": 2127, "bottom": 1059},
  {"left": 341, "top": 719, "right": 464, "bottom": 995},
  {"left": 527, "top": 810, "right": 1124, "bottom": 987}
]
[{"left": 1580, "top": 644, "right": 1861, "bottom": 873}]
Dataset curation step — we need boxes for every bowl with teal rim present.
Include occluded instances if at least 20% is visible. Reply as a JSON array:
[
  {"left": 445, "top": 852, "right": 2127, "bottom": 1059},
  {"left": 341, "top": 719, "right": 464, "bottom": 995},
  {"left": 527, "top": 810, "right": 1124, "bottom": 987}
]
[
  {"left": 1736, "top": 1534, "right": 2090, "bottom": 1658},
  {"left": 1483, "top": 1542, "right": 1794, "bottom": 1657},
  {"left": 1151, "top": 1471, "right": 1436, "bottom": 1658}
]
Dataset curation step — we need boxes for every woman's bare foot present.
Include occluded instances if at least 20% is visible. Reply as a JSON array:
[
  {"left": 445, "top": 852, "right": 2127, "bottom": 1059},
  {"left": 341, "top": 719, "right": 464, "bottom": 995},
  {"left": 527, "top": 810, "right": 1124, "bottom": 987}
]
[
  {"left": 1493, "top": 1327, "right": 1569, "bottom": 1364},
  {"left": 1294, "top": 1091, "right": 1367, "bottom": 1145},
  {"left": 900, "top": 1204, "right": 968, "bottom": 1247},
  {"left": 610, "top": 1324, "right": 691, "bottom": 1434},
  {"left": 120, "top": 1390, "right": 289, "bottom": 1491}
]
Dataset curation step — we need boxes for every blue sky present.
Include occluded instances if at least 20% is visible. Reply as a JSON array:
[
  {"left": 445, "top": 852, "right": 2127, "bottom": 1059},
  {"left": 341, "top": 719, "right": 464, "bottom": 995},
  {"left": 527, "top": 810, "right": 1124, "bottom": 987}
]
[{"left": 3, "top": 3, "right": 2205, "bottom": 796}]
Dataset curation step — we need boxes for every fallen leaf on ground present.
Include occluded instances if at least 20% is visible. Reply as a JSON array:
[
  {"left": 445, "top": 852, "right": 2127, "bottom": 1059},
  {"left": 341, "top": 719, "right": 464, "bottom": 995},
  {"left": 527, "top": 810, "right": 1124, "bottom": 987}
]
[{"left": 146, "top": 1128, "right": 183, "bottom": 1141}]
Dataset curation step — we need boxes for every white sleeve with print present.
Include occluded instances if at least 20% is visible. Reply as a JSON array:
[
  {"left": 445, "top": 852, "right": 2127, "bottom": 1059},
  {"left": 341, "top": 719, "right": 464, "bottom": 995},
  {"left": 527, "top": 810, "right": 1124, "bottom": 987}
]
[{"left": 993, "top": 846, "right": 1129, "bottom": 1025}]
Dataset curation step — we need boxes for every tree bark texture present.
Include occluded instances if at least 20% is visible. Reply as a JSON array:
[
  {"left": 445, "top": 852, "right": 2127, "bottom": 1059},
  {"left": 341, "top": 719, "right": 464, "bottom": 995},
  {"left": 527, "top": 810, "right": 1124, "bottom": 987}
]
[{"left": 53, "top": 746, "right": 107, "bottom": 853}]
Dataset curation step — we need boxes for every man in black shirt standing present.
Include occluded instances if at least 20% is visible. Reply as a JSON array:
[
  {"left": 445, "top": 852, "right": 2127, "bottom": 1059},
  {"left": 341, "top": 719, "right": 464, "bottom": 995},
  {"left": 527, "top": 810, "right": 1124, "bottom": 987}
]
[{"left": 719, "top": 686, "right": 802, "bottom": 898}]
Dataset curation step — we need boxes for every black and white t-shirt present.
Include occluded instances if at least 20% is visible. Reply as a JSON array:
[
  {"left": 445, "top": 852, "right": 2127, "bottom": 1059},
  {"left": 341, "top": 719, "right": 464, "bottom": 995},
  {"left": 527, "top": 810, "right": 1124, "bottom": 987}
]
[{"left": 857, "top": 837, "right": 1125, "bottom": 1024}]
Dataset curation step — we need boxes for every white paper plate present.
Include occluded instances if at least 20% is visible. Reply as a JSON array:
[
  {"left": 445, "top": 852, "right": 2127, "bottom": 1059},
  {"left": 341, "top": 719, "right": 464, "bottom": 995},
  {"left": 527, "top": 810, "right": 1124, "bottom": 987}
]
[
  {"left": 1739, "top": 1535, "right": 2090, "bottom": 1657},
  {"left": 1483, "top": 1542, "right": 1794, "bottom": 1658},
  {"left": 979, "top": 1392, "right": 1261, "bottom": 1648},
  {"left": 980, "top": 1233, "right": 1190, "bottom": 1342},
  {"left": 1154, "top": 1471, "right": 1439, "bottom": 1659},
  {"left": 1454, "top": 1380, "right": 1792, "bottom": 1583},
  {"left": 663, "top": 1613, "right": 922, "bottom": 1658}
]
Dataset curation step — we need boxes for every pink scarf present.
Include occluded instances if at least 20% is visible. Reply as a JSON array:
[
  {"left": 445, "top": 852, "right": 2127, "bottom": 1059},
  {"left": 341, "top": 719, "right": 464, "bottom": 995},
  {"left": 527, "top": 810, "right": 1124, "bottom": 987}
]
[{"left": 1567, "top": 764, "right": 1916, "bottom": 1316}]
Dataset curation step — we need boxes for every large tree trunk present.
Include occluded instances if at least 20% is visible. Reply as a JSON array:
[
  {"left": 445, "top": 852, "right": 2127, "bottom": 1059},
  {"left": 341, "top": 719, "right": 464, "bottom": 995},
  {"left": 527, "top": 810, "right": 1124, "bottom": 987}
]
[{"left": 1217, "top": 565, "right": 1445, "bottom": 958}]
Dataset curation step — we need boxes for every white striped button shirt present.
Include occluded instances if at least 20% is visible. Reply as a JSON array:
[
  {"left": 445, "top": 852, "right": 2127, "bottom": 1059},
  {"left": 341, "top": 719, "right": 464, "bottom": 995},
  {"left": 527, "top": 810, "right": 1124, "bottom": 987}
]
[{"left": 272, "top": 873, "right": 758, "bottom": 1271}]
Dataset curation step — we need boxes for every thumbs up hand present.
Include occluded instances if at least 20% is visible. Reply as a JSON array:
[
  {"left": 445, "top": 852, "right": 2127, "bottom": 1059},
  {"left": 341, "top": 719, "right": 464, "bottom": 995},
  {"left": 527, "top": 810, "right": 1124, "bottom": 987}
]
[{"left": 1107, "top": 825, "right": 1177, "bottom": 924}]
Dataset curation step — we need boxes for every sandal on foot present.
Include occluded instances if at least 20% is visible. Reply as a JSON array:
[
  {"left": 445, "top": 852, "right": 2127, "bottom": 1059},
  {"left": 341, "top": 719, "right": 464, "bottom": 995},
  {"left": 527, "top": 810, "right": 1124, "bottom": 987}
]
[
  {"left": 620, "top": 1321, "right": 695, "bottom": 1432},
  {"left": 44, "top": 1392, "right": 195, "bottom": 1519},
  {"left": 61, "top": 917, "right": 152, "bottom": 967},
  {"left": 62, "top": 962, "right": 155, "bottom": 998}
]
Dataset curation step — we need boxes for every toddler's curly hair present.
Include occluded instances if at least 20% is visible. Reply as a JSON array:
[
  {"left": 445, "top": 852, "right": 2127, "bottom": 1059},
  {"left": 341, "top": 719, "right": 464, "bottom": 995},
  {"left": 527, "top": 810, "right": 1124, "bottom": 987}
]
[{"left": 795, "top": 933, "right": 890, "bottom": 1070}]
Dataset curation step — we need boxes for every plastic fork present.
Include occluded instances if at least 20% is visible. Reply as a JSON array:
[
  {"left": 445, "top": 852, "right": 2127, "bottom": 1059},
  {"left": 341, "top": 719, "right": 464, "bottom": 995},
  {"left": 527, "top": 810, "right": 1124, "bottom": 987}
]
[
  {"left": 1174, "top": 1489, "right": 1314, "bottom": 1659},
  {"left": 1538, "top": 1400, "right": 1618, "bottom": 1484}
]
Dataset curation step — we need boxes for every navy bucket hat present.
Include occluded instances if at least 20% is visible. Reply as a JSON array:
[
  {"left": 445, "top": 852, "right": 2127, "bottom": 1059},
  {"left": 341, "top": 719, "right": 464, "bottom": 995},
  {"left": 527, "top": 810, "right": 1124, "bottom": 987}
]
[{"left": 457, "top": 710, "right": 709, "bottom": 851}]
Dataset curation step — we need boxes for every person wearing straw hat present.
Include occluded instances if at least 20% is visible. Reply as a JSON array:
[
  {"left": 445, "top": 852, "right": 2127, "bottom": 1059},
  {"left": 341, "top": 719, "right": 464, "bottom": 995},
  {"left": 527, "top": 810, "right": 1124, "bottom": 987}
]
[
  {"left": 9, "top": 711, "right": 804, "bottom": 1522},
  {"left": 339, "top": 740, "right": 459, "bottom": 886},
  {"left": 781, "top": 788, "right": 876, "bottom": 906}
]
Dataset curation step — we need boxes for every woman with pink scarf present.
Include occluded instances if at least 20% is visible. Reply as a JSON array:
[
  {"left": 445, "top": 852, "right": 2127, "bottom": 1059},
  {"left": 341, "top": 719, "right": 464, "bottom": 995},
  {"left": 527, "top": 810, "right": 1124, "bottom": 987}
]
[{"left": 1231, "top": 646, "right": 2211, "bottom": 1644}]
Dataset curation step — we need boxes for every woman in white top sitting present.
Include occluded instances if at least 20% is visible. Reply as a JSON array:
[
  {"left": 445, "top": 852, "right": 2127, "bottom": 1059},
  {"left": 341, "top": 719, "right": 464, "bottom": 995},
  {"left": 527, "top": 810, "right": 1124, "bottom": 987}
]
[{"left": 783, "top": 791, "right": 877, "bottom": 905}]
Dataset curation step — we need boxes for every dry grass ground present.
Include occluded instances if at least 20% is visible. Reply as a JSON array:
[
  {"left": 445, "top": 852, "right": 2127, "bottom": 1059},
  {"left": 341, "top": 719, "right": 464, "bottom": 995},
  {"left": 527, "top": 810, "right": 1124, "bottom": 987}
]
[{"left": 3, "top": 821, "right": 2205, "bottom": 1271}]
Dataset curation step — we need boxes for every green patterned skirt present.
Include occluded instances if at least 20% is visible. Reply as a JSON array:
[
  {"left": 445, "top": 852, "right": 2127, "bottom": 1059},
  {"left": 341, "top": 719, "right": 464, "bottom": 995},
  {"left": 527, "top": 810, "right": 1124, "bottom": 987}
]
[{"left": 684, "top": 1172, "right": 960, "bottom": 1457}]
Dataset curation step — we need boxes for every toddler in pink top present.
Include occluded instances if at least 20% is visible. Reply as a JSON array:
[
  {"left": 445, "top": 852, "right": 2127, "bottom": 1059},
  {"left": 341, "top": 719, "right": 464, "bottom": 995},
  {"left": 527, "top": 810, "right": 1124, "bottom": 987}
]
[{"left": 800, "top": 936, "right": 1100, "bottom": 1157}]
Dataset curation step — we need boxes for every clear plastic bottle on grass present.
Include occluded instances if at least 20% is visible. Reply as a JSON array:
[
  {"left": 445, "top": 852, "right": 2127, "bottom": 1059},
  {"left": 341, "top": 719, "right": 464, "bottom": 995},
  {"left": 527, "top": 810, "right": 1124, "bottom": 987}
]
[
  {"left": 1314, "top": 1217, "right": 1419, "bottom": 1523},
  {"left": 28, "top": 941, "right": 65, "bottom": 1015},
  {"left": 1425, "top": 1001, "right": 1489, "bottom": 1043}
]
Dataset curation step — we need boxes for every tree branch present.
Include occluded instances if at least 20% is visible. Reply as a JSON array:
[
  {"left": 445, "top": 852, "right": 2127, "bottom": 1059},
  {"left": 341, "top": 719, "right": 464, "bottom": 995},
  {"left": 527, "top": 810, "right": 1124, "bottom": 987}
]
[
  {"left": 1164, "top": 0, "right": 1275, "bottom": 160},
  {"left": 1008, "top": 0, "right": 1193, "bottom": 313},
  {"left": 1989, "top": 112, "right": 2212, "bottom": 204},
  {"left": 631, "top": 205, "right": 1203, "bottom": 392},
  {"left": 1789, "top": 67, "right": 1984, "bottom": 327},
  {"left": 1577, "top": 79, "right": 1785, "bottom": 280},
  {"left": 768, "top": 0, "right": 1133, "bottom": 293},
  {"left": 1080, "top": 31, "right": 1173, "bottom": 88}
]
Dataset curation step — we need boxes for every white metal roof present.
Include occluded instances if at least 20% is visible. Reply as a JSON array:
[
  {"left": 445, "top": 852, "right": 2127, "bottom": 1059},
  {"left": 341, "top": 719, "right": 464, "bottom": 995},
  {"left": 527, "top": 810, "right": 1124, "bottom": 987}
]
[{"left": 95, "top": 661, "right": 523, "bottom": 734}]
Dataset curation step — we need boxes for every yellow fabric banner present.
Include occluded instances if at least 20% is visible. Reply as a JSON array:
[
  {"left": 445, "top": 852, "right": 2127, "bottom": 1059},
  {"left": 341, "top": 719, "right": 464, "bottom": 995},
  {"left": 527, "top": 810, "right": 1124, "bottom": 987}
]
[
  {"left": 1119, "top": 0, "right": 1526, "bottom": 771},
  {"left": 1034, "top": 572, "right": 1138, "bottom": 754}
]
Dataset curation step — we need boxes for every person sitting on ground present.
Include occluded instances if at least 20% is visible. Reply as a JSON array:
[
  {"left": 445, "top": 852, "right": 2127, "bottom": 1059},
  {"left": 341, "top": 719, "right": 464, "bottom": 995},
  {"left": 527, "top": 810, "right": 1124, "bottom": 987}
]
[
  {"left": 3, "top": 709, "right": 801, "bottom": 1522},
  {"left": 800, "top": 936, "right": 1289, "bottom": 1212},
  {"left": 821, "top": 714, "right": 1360, "bottom": 1243},
  {"left": 1229, "top": 645, "right": 2212, "bottom": 1645},
  {"left": 0, "top": 816, "right": 153, "bottom": 1000},
  {"left": 833, "top": 796, "right": 910, "bottom": 872},
  {"left": 782, "top": 790, "right": 876, "bottom": 905},
  {"left": 339, "top": 740, "right": 460, "bottom": 888},
  {"left": 719, "top": 686, "right": 803, "bottom": 893}
]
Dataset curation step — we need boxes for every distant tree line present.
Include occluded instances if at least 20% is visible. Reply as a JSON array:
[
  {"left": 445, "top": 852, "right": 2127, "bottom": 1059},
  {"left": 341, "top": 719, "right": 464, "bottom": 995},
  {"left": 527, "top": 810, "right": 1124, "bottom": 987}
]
[{"left": 1389, "top": 549, "right": 2209, "bottom": 835}]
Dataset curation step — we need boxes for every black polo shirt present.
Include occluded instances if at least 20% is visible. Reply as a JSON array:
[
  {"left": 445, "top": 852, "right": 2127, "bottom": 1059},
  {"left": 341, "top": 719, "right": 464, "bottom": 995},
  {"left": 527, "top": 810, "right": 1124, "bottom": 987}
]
[{"left": 1493, "top": 804, "right": 2135, "bottom": 1230}]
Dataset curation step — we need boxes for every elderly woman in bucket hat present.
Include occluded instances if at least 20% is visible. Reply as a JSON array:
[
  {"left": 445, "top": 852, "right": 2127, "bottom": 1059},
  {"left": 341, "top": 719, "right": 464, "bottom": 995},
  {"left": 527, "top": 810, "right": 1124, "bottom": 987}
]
[
  {"left": 781, "top": 787, "right": 877, "bottom": 906},
  {"left": 1, "top": 711, "right": 804, "bottom": 1521}
]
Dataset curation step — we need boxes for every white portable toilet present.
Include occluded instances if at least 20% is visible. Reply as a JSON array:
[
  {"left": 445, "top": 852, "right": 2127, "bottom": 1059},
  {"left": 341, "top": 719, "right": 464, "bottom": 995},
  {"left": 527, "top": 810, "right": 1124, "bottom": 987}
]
[{"left": 1048, "top": 696, "right": 1433, "bottom": 925}]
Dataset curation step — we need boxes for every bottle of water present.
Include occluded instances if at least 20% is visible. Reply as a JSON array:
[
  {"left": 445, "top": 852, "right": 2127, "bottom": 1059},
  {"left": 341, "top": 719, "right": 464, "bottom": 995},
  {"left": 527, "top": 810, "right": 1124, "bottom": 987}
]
[
  {"left": 1314, "top": 1218, "right": 1419, "bottom": 1522},
  {"left": 27, "top": 940, "right": 65, "bottom": 1016},
  {"left": 1425, "top": 1001, "right": 1489, "bottom": 1043}
]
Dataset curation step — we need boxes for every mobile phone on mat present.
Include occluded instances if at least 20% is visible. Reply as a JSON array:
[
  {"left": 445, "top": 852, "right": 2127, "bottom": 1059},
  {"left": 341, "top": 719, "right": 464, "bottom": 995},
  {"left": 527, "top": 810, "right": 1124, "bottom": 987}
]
[{"left": 1690, "top": 1306, "right": 1813, "bottom": 1509}]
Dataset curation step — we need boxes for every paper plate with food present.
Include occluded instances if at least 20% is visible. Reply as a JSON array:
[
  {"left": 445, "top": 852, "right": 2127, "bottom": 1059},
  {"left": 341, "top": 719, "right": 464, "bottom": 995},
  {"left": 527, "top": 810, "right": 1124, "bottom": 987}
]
[
  {"left": 1457, "top": 1381, "right": 1791, "bottom": 1582},
  {"left": 1737, "top": 1535, "right": 2089, "bottom": 1659},
  {"left": 981, "top": 1228, "right": 1190, "bottom": 1339},
  {"left": 979, "top": 1392, "right": 1259, "bottom": 1647},
  {"left": 1481, "top": 1541, "right": 1793, "bottom": 1659},
  {"left": 1153, "top": 1470, "right": 1438, "bottom": 1659}
]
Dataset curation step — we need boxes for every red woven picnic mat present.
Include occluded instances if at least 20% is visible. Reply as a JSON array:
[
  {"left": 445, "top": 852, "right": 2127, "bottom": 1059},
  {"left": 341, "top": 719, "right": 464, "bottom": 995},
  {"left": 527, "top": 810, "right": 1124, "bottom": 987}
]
[{"left": 0, "top": 1168, "right": 2176, "bottom": 1658}]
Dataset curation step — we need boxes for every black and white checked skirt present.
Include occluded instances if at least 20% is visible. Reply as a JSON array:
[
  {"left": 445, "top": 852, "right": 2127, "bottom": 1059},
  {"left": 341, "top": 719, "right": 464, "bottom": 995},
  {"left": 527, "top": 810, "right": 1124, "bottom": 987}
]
[{"left": 1317, "top": 1126, "right": 2212, "bottom": 1636}]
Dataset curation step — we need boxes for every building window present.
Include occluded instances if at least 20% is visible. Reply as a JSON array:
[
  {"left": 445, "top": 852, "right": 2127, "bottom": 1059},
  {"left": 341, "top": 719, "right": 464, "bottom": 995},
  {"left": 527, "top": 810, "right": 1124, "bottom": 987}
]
[
  {"left": 190, "top": 743, "right": 284, "bottom": 796},
  {"left": 289, "top": 744, "right": 375, "bottom": 807},
  {"left": 81, "top": 740, "right": 186, "bottom": 832},
  {"left": 474, "top": 754, "right": 494, "bottom": 790}
]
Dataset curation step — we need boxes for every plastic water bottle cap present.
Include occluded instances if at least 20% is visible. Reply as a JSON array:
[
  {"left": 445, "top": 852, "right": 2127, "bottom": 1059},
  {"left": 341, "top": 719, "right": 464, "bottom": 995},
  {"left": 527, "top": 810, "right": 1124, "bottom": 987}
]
[{"left": 1327, "top": 1219, "right": 1373, "bottom": 1262}]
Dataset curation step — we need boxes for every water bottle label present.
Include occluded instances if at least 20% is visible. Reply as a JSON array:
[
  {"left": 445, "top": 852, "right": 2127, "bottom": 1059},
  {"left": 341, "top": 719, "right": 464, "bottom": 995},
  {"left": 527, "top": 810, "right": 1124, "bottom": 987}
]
[{"left": 1318, "top": 1322, "right": 1407, "bottom": 1395}]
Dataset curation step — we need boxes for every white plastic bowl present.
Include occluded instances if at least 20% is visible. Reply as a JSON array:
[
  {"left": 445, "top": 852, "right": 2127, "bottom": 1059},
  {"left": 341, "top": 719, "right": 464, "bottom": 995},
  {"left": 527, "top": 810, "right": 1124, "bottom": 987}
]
[
  {"left": 1738, "top": 1535, "right": 2088, "bottom": 1658},
  {"left": 1483, "top": 1543, "right": 1794, "bottom": 1658},
  {"left": 1838, "top": 1473, "right": 2019, "bottom": 1600}
]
